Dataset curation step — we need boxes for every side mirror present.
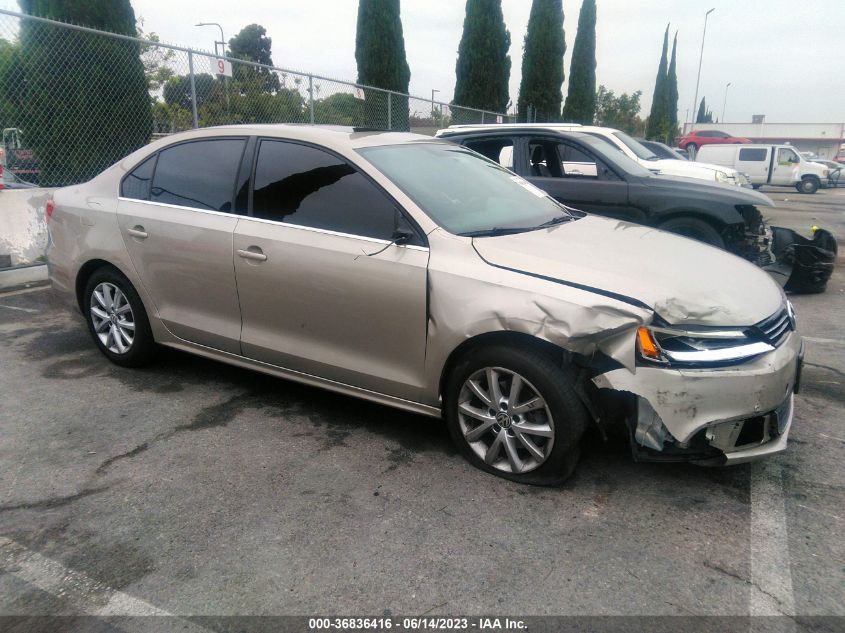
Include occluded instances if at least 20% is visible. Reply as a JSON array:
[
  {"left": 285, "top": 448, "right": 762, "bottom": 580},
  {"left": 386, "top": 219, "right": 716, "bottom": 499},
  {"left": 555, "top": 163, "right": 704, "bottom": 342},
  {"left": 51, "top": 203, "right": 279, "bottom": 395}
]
[{"left": 392, "top": 227, "right": 414, "bottom": 246}]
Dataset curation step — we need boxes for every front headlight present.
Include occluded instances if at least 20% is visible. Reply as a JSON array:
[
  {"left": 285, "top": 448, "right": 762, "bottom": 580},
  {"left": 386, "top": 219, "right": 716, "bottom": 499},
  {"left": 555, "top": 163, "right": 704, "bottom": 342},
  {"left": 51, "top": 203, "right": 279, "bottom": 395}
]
[
  {"left": 738, "top": 172, "right": 751, "bottom": 185},
  {"left": 714, "top": 170, "right": 730, "bottom": 183},
  {"left": 637, "top": 325, "right": 774, "bottom": 366}
]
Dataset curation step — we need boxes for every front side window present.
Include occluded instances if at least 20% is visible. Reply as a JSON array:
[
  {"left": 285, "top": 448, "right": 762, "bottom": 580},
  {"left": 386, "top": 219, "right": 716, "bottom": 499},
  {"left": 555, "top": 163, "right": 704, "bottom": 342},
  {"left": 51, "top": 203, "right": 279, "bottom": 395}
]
[
  {"left": 556, "top": 143, "right": 599, "bottom": 178},
  {"left": 358, "top": 143, "right": 575, "bottom": 236},
  {"left": 150, "top": 138, "right": 246, "bottom": 212},
  {"left": 611, "top": 131, "right": 658, "bottom": 160},
  {"left": 777, "top": 148, "right": 799, "bottom": 164},
  {"left": 121, "top": 155, "right": 156, "bottom": 200},
  {"left": 252, "top": 140, "right": 407, "bottom": 242}
]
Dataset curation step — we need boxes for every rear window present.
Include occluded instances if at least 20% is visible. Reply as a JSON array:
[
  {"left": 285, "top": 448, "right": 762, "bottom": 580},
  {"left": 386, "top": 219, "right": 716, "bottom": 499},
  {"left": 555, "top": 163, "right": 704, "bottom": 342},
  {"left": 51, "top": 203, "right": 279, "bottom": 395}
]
[
  {"left": 121, "top": 155, "right": 156, "bottom": 200},
  {"left": 150, "top": 138, "right": 246, "bottom": 212},
  {"left": 739, "top": 148, "right": 767, "bottom": 162}
]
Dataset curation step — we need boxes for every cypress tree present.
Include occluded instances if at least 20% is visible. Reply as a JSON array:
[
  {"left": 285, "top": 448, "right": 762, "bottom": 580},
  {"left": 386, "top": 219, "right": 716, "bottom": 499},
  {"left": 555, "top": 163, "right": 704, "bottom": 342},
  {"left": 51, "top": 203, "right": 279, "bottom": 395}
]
[
  {"left": 355, "top": 0, "right": 411, "bottom": 131},
  {"left": 665, "top": 31, "right": 679, "bottom": 144},
  {"left": 645, "top": 24, "right": 669, "bottom": 140},
  {"left": 19, "top": 0, "right": 153, "bottom": 186},
  {"left": 517, "top": 0, "right": 565, "bottom": 123},
  {"left": 453, "top": 0, "right": 511, "bottom": 121},
  {"left": 695, "top": 97, "right": 713, "bottom": 123},
  {"left": 561, "top": 0, "right": 596, "bottom": 124}
]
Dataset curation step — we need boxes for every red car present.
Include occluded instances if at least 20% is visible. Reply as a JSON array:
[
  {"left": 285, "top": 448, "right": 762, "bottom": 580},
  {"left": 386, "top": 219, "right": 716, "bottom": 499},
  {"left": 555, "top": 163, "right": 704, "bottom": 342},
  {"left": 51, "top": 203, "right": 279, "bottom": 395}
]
[{"left": 677, "top": 129, "right": 752, "bottom": 153}]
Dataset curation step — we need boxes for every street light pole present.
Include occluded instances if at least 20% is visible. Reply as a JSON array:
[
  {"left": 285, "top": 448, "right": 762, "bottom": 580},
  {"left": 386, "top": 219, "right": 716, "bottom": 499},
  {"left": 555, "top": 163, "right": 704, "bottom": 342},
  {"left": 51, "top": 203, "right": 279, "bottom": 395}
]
[
  {"left": 722, "top": 82, "right": 731, "bottom": 122},
  {"left": 691, "top": 8, "right": 715, "bottom": 125},
  {"left": 196, "top": 22, "right": 229, "bottom": 118}
]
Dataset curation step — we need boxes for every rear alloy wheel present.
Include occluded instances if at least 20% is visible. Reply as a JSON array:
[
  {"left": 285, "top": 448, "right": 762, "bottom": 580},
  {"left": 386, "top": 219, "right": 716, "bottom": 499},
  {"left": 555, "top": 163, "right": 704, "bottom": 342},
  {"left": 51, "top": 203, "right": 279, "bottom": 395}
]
[
  {"left": 797, "top": 177, "right": 819, "bottom": 194},
  {"left": 444, "top": 345, "right": 588, "bottom": 485},
  {"left": 658, "top": 217, "right": 725, "bottom": 249},
  {"left": 84, "top": 267, "right": 156, "bottom": 367}
]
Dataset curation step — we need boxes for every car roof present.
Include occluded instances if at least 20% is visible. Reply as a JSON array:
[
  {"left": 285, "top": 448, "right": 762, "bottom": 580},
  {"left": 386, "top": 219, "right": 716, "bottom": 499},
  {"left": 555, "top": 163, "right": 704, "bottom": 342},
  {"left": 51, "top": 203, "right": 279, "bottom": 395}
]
[
  {"left": 437, "top": 123, "right": 619, "bottom": 137},
  {"left": 435, "top": 126, "right": 597, "bottom": 141},
  {"left": 141, "top": 124, "right": 446, "bottom": 152}
]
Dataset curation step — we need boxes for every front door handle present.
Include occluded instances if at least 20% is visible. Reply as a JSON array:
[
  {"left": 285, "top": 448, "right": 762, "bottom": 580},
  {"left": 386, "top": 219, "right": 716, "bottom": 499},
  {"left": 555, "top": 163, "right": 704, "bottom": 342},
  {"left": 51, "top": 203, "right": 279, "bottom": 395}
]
[
  {"left": 237, "top": 247, "right": 267, "bottom": 262},
  {"left": 127, "top": 225, "right": 148, "bottom": 239}
]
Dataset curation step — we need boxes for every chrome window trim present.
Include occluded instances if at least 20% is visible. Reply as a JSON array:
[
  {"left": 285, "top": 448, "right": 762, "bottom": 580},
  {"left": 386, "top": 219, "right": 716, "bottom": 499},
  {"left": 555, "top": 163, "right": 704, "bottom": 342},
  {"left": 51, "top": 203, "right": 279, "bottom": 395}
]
[{"left": 117, "top": 196, "right": 429, "bottom": 252}]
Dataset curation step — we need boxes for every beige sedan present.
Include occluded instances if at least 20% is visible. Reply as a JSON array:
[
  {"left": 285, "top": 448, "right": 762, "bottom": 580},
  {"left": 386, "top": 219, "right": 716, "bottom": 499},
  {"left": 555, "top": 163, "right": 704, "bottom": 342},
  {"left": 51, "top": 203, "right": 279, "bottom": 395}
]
[{"left": 47, "top": 125, "right": 802, "bottom": 485}]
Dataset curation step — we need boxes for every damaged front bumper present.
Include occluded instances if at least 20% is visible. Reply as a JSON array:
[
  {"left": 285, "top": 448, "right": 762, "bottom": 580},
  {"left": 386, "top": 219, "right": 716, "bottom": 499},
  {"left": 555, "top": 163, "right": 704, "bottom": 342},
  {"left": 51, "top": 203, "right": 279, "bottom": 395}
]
[{"left": 592, "top": 330, "right": 803, "bottom": 465}]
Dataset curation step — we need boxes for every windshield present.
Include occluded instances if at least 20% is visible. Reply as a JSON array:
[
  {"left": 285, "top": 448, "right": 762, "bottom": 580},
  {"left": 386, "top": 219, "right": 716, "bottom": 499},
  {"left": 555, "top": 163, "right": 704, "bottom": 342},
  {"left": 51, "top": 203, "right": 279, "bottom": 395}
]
[
  {"left": 358, "top": 143, "right": 574, "bottom": 236},
  {"left": 612, "top": 131, "right": 659, "bottom": 160}
]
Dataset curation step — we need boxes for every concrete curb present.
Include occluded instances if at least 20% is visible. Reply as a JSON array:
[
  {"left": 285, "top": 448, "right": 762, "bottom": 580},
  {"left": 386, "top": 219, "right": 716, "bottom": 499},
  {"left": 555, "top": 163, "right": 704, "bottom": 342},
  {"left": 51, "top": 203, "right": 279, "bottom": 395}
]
[{"left": 0, "top": 263, "right": 49, "bottom": 292}]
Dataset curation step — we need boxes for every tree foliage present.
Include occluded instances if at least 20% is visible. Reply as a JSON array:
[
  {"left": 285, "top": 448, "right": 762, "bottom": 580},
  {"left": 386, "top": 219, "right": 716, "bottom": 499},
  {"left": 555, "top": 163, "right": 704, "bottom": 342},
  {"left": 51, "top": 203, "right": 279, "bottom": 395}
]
[
  {"left": 229, "top": 24, "right": 280, "bottom": 93},
  {"left": 594, "top": 85, "right": 643, "bottom": 135},
  {"left": 561, "top": 0, "right": 596, "bottom": 124},
  {"left": 453, "top": 0, "right": 511, "bottom": 118},
  {"left": 645, "top": 24, "right": 669, "bottom": 141},
  {"left": 0, "top": 38, "right": 24, "bottom": 131},
  {"left": 18, "top": 0, "right": 153, "bottom": 185},
  {"left": 517, "top": 0, "right": 564, "bottom": 123},
  {"left": 355, "top": 0, "right": 411, "bottom": 130},
  {"left": 696, "top": 97, "right": 714, "bottom": 123},
  {"left": 665, "top": 31, "right": 679, "bottom": 143}
]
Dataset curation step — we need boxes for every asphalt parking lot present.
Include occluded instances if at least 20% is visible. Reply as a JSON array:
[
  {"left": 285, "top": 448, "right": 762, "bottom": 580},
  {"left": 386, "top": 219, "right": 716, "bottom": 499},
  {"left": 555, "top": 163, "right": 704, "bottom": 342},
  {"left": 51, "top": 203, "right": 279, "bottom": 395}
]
[{"left": 1, "top": 187, "right": 843, "bottom": 625}]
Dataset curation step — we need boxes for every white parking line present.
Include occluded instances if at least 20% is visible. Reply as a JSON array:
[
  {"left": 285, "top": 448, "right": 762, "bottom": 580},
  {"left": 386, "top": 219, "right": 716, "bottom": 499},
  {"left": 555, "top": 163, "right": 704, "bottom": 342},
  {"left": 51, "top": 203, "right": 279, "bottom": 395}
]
[
  {"left": 803, "top": 336, "right": 845, "bottom": 346},
  {"left": 0, "top": 536, "right": 210, "bottom": 628},
  {"left": 749, "top": 461, "right": 796, "bottom": 616},
  {"left": 0, "top": 303, "right": 39, "bottom": 314}
]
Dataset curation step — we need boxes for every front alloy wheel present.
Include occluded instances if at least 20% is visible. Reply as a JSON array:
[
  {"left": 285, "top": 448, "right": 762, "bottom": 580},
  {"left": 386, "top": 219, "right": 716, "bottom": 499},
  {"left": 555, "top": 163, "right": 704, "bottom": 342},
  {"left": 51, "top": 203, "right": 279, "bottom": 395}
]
[
  {"left": 90, "top": 282, "right": 135, "bottom": 354},
  {"left": 458, "top": 367, "right": 554, "bottom": 474}
]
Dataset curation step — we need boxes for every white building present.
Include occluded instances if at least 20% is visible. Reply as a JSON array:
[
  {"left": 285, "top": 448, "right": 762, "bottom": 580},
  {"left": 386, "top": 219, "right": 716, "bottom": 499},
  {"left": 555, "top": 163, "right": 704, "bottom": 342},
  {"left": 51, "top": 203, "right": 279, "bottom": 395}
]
[{"left": 681, "top": 120, "right": 844, "bottom": 159}]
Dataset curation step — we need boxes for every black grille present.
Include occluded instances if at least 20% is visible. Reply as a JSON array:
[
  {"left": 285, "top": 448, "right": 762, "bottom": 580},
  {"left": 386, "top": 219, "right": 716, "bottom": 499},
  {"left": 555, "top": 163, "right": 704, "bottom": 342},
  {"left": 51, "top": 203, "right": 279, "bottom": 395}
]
[{"left": 755, "top": 306, "right": 793, "bottom": 347}]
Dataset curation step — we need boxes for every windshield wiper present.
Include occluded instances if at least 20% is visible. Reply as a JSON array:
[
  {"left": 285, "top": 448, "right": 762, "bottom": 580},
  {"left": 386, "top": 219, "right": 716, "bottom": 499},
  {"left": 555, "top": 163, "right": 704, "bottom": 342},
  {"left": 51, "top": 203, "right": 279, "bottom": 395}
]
[
  {"left": 460, "top": 226, "right": 535, "bottom": 237},
  {"left": 534, "top": 215, "right": 576, "bottom": 229}
]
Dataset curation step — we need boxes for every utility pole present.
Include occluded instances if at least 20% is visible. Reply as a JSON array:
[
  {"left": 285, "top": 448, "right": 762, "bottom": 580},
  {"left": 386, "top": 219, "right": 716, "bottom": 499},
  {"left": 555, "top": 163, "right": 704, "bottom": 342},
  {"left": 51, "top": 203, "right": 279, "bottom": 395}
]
[
  {"left": 431, "top": 88, "right": 440, "bottom": 123},
  {"left": 691, "top": 8, "right": 715, "bottom": 125},
  {"left": 196, "top": 22, "right": 230, "bottom": 119}
]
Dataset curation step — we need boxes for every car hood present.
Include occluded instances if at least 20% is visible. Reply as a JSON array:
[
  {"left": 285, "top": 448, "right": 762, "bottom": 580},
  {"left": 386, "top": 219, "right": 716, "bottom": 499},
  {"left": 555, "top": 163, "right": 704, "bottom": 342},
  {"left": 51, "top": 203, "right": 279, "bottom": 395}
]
[
  {"left": 641, "top": 173, "right": 774, "bottom": 206},
  {"left": 647, "top": 157, "right": 740, "bottom": 179},
  {"left": 472, "top": 215, "right": 784, "bottom": 326}
]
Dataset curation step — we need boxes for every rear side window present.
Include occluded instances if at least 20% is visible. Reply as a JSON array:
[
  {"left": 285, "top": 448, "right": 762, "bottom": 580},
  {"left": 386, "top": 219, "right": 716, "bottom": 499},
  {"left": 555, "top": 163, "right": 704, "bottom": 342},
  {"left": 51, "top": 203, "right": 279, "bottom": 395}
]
[
  {"left": 121, "top": 155, "right": 156, "bottom": 200},
  {"left": 739, "top": 148, "right": 767, "bottom": 162},
  {"left": 150, "top": 138, "right": 246, "bottom": 212},
  {"left": 252, "top": 139, "right": 404, "bottom": 241}
]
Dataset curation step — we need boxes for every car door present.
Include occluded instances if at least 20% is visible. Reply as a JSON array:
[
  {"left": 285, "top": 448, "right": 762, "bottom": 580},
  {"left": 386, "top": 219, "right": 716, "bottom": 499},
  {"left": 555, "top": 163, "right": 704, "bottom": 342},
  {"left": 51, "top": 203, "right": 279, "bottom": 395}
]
[
  {"left": 117, "top": 137, "right": 247, "bottom": 354},
  {"left": 771, "top": 147, "right": 801, "bottom": 185},
  {"left": 737, "top": 146, "right": 770, "bottom": 184},
  {"left": 232, "top": 138, "right": 429, "bottom": 401},
  {"left": 520, "top": 136, "right": 631, "bottom": 219}
]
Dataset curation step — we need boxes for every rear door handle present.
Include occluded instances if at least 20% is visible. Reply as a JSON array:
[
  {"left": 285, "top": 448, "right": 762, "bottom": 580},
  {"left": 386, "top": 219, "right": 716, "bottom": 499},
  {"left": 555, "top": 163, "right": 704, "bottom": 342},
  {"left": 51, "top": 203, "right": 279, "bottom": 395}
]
[
  {"left": 127, "top": 226, "right": 148, "bottom": 239},
  {"left": 237, "top": 247, "right": 267, "bottom": 262}
]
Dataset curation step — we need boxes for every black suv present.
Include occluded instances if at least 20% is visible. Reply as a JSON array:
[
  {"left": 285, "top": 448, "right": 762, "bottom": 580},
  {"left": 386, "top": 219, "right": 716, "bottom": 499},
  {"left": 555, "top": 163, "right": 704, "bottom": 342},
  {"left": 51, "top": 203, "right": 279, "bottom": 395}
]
[{"left": 437, "top": 127, "right": 775, "bottom": 266}]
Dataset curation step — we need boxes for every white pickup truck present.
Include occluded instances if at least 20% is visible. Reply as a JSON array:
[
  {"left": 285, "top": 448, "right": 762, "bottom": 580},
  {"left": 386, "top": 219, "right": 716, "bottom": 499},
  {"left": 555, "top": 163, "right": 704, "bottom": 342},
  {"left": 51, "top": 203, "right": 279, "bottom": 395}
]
[{"left": 696, "top": 144, "right": 829, "bottom": 194}]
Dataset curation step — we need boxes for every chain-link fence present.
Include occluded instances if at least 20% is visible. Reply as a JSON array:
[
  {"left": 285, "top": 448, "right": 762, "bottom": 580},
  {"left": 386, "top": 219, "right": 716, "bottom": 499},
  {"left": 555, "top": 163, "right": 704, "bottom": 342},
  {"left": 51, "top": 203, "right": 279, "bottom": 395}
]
[{"left": 0, "top": 9, "right": 513, "bottom": 187}]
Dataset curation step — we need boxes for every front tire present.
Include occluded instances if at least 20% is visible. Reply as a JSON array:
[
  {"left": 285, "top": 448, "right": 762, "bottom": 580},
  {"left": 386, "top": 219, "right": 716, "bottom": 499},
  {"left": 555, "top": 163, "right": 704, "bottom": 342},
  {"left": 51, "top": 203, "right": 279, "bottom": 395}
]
[
  {"left": 797, "top": 177, "right": 819, "bottom": 194},
  {"left": 658, "top": 217, "right": 726, "bottom": 249},
  {"left": 84, "top": 267, "right": 156, "bottom": 367},
  {"left": 443, "top": 345, "right": 588, "bottom": 486}
]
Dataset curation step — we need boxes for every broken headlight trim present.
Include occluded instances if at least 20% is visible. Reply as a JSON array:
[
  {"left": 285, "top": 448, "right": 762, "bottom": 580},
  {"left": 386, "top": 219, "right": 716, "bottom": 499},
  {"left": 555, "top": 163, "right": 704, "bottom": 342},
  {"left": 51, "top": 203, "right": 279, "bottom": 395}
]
[{"left": 637, "top": 325, "right": 775, "bottom": 366}]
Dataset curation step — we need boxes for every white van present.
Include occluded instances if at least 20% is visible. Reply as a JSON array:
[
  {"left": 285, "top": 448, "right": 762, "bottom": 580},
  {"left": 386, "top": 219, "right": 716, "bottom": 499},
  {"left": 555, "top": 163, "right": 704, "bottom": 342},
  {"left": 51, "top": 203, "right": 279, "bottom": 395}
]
[{"left": 696, "top": 144, "right": 829, "bottom": 194}]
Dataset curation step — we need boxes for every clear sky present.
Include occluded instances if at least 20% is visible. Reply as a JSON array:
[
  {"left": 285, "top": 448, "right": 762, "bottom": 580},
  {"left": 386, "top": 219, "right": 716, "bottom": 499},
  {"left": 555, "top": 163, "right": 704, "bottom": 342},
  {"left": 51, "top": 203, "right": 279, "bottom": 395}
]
[{"left": 3, "top": 0, "right": 843, "bottom": 123}]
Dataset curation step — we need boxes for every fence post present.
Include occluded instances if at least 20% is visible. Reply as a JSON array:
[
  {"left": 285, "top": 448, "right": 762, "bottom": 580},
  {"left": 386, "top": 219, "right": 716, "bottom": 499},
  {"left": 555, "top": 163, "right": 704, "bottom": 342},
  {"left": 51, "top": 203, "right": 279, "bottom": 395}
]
[
  {"left": 387, "top": 93, "right": 392, "bottom": 131},
  {"left": 188, "top": 51, "right": 199, "bottom": 129},
  {"left": 481, "top": 111, "right": 485, "bottom": 124},
  {"left": 308, "top": 75, "right": 315, "bottom": 124}
]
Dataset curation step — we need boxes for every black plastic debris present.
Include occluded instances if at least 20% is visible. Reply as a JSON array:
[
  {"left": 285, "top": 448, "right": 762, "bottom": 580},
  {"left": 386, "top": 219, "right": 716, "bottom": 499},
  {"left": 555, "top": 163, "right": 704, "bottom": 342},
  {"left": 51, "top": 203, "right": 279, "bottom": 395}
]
[{"left": 769, "top": 227, "right": 838, "bottom": 294}]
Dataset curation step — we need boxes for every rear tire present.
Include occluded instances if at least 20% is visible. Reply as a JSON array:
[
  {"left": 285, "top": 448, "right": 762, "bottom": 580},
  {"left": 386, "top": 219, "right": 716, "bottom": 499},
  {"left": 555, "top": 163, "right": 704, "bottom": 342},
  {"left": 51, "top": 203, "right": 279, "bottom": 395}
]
[
  {"left": 658, "top": 217, "right": 725, "bottom": 249},
  {"left": 686, "top": 143, "right": 698, "bottom": 156},
  {"left": 443, "top": 344, "right": 588, "bottom": 486},
  {"left": 84, "top": 267, "right": 156, "bottom": 367},
  {"left": 797, "top": 177, "right": 819, "bottom": 194}
]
